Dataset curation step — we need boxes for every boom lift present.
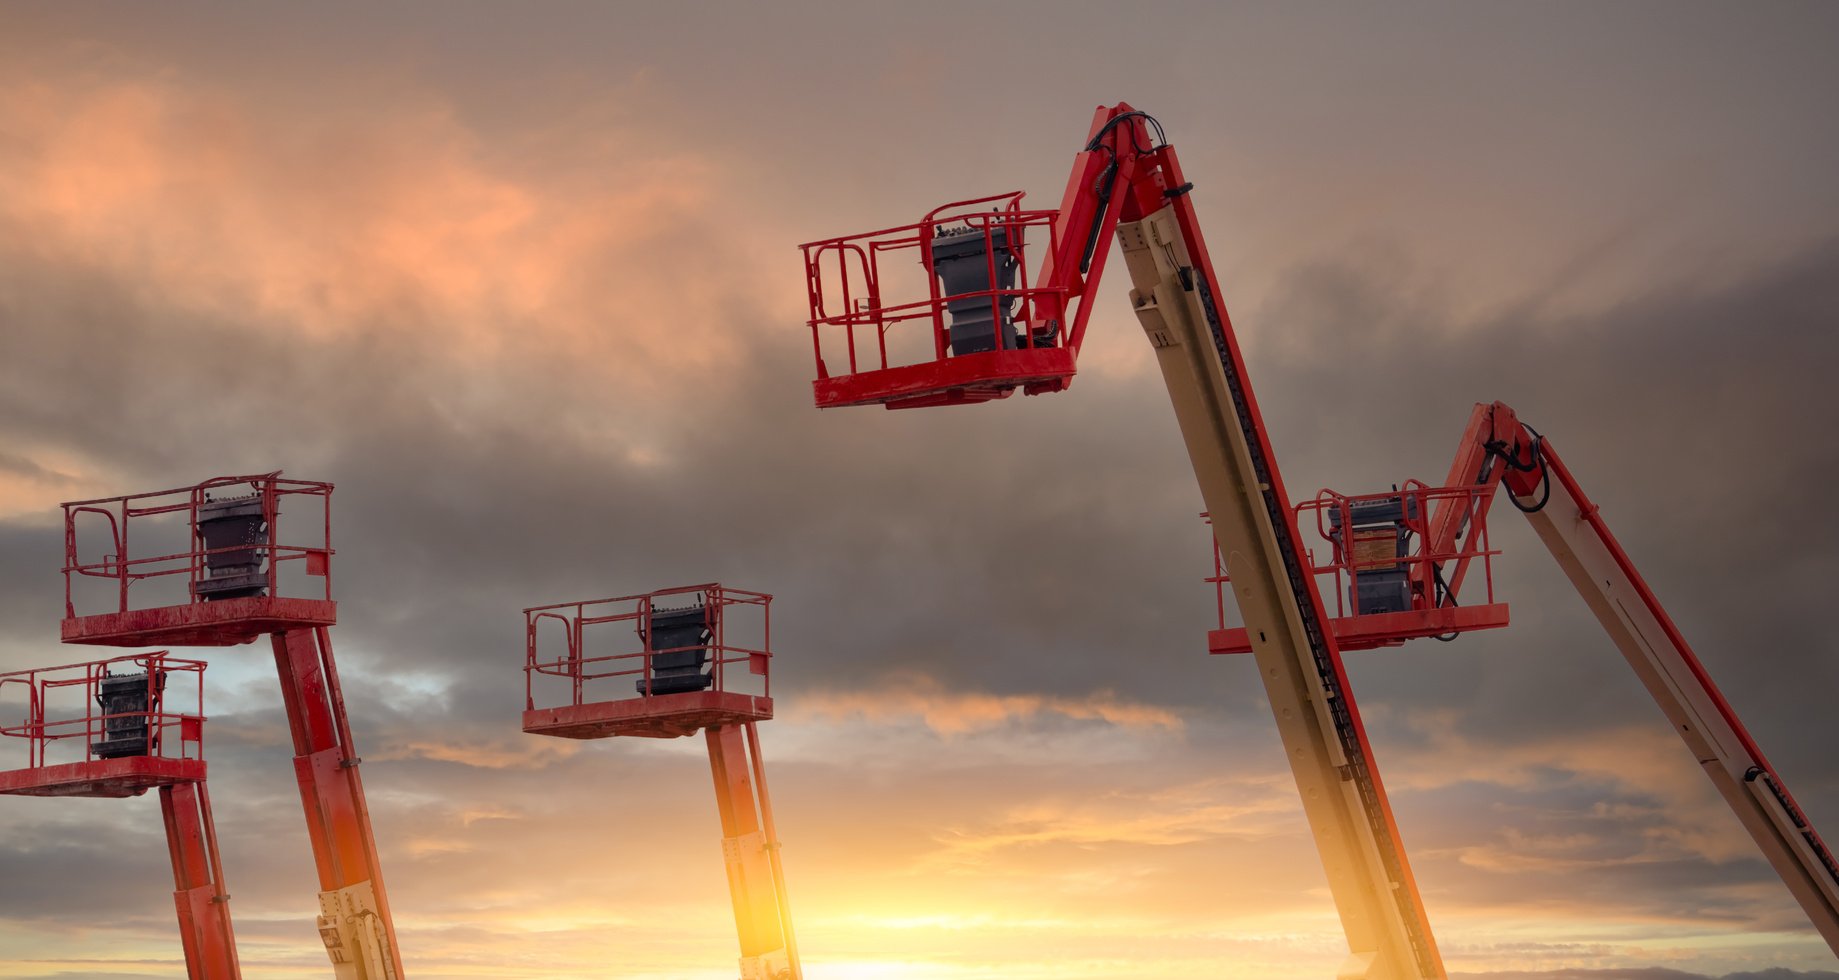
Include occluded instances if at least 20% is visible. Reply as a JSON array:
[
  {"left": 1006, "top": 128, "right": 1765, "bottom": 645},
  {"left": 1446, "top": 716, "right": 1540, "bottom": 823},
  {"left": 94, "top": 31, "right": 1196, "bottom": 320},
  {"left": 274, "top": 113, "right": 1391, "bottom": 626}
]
[
  {"left": 799, "top": 102, "right": 1839, "bottom": 973},
  {"left": 59, "top": 474, "right": 406, "bottom": 979},
  {"left": 801, "top": 103, "right": 1444, "bottom": 978},
  {"left": 522, "top": 584, "right": 800, "bottom": 980},
  {"left": 1208, "top": 401, "right": 1839, "bottom": 953},
  {"left": 0, "top": 652, "right": 240, "bottom": 979}
]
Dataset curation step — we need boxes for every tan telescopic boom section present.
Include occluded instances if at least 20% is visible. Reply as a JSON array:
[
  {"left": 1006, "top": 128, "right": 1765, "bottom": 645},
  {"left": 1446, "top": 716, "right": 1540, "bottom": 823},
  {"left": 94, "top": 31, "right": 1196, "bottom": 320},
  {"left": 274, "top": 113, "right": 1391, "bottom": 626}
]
[{"left": 1117, "top": 202, "right": 1440, "bottom": 979}]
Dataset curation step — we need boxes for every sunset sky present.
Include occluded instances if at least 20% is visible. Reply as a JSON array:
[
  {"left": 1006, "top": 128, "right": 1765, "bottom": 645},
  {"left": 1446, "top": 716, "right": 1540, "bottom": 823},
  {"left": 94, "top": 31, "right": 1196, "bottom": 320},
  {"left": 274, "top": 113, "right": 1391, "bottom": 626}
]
[{"left": 2, "top": 2, "right": 1838, "bottom": 978}]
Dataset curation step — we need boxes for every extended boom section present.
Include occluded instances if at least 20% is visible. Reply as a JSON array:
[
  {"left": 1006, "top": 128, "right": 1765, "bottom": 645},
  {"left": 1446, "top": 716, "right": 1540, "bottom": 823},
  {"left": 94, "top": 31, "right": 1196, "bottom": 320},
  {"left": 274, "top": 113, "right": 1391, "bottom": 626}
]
[
  {"left": 1117, "top": 189, "right": 1442, "bottom": 979},
  {"left": 708, "top": 722, "right": 800, "bottom": 980},
  {"left": 1503, "top": 420, "right": 1839, "bottom": 951},
  {"left": 275, "top": 627, "right": 404, "bottom": 980},
  {"left": 1431, "top": 402, "right": 1839, "bottom": 952}
]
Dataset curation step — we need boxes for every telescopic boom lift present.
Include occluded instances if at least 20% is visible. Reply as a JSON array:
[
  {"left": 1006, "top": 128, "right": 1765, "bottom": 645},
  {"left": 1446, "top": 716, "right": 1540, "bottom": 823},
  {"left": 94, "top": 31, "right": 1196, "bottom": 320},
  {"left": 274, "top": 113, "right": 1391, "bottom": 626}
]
[
  {"left": 60, "top": 474, "right": 405, "bottom": 979},
  {"left": 1205, "top": 401, "right": 1839, "bottom": 953},
  {"left": 522, "top": 584, "right": 800, "bottom": 980},
  {"left": 0, "top": 653, "right": 240, "bottom": 979},
  {"left": 801, "top": 103, "right": 1444, "bottom": 978},
  {"left": 798, "top": 103, "right": 1839, "bottom": 975}
]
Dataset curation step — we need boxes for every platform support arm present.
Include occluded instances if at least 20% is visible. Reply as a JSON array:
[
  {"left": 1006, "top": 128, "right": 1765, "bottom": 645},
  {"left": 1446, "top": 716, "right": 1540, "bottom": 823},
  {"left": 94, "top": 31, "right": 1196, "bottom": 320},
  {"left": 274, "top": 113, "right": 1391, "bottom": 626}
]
[
  {"left": 1410, "top": 403, "right": 1501, "bottom": 603},
  {"left": 161, "top": 781, "right": 242, "bottom": 980},
  {"left": 1030, "top": 105, "right": 1151, "bottom": 358},
  {"left": 706, "top": 723, "right": 800, "bottom": 980},
  {"left": 273, "top": 627, "right": 405, "bottom": 980}
]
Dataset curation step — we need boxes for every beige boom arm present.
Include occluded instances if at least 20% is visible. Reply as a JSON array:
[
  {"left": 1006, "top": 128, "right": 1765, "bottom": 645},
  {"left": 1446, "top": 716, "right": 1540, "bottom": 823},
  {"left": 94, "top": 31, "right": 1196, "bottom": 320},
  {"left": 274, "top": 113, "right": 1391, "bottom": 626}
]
[{"left": 1117, "top": 203, "right": 1444, "bottom": 980}]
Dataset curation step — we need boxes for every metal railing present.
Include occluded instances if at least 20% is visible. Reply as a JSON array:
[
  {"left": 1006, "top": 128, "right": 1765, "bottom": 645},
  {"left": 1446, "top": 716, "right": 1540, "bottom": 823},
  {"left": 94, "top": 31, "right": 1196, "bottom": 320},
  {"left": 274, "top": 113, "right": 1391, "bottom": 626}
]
[
  {"left": 0, "top": 652, "right": 206, "bottom": 770},
  {"left": 62, "top": 473, "right": 333, "bottom": 618},
  {"left": 524, "top": 583, "right": 772, "bottom": 712},
  {"left": 1209, "top": 481, "right": 1502, "bottom": 628},
  {"left": 801, "top": 192, "right": 1067, "bottom": 382}
]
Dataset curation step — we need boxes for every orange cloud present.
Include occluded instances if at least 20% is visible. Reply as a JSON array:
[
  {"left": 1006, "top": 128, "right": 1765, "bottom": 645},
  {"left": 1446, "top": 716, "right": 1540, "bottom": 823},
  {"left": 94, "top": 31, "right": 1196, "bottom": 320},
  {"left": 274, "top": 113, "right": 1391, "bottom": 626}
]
[
  {"left": 0, "top": 69, "right": 766, "bottom": 388},
  {"left": 0, "top": 449, "right": 98, "bottom": 520},
  {"left": 370, "top": 733, "right": 581, "bottom": 770},
  {"left": 918, "top": 773, "right": 1297, "bottom": 873},
  {"left": 788, "top": 672, "right": 1183, "bottom": 735}
]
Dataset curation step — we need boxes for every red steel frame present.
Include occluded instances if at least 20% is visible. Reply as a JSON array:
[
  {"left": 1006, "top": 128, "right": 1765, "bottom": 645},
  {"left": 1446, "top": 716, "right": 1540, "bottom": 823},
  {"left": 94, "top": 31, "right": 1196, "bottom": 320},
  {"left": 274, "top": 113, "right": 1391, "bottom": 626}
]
[
  {"left": 61, "top": 473, "right": 335, "bottom": 646},
  {"left": 58, "top": 474, "right": 404, "bottom": 980},
  {"left": 0, "top": 653, "right": 240, "bottom": 979},
  {"left": 523, "top": 584, "right": 800, "bottom": 980},
  {"left": 1208, "top": 482, "right": 1511, "bottom": 654},
  {"left": 0, "top": 651, "right": 206, "bottom": 795}
]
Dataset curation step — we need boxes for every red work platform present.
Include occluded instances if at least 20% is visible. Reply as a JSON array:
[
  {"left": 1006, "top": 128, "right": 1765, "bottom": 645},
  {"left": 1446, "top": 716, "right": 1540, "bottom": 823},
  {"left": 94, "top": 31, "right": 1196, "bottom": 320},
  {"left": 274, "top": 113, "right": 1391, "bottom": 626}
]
[
  {"left": 0, "top": 652, "right": 242, "bottom": 979},
  {"left": 815, "top": 347, "right": 1077, "bottom": 411},
  {"left": 522, "top": 583, "right": 801, "bottom": 978},
  {"left": 1209, "top": 605, "right": 1513, "bottom": 655},
  {"left": 63, "top": 596, "right": 337, "bottom": 647},
  {"left": 0, "top": 755, "right": 206, "bottom": 798},
  {"left": 801, "top": 192, "right": 1085, "bottom": 410},
  {"left": 1208, "top": 482, "right": 1512, "bottom": 654},
  {"left": 0, "top": 653, "right": 207, "bottom": 798},
  {"left": 523, "top": 584, "right": 774, "bottom": 740},
  {"left": 60, "top": 473, "right": 336, "bottom": 647},
  {"left": 525, "top": 690, "right": 772, "bottom": 740}
]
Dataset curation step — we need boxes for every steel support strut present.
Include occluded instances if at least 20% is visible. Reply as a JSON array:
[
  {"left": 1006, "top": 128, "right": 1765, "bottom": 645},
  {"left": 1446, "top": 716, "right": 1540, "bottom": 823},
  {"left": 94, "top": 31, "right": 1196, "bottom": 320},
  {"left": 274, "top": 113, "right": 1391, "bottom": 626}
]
[
  {"left": 160, "top": 781, "right": 242, "bottom": 980},
  {"left": 706, "top": 723, "right": 801, "bottom": 980},
  {"left": 272, "top": 627, "right": 404, "bottom": 980}
]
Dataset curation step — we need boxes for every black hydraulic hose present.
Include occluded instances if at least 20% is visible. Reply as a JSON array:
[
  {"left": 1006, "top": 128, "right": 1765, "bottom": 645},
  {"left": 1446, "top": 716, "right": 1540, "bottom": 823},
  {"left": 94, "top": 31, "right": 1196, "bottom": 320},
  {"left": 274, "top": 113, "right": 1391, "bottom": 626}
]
[
  {"left": 1077, "top": 111, "right": 1167, "bottom": 276},
  {"left": 1485, "top": 422, "right": 1551, "bottom": 514},
  {"left": 1430, "top": 564, "right": 1460, "bottom": 642},
  {"left": 1078, "top": 155, "right": 1117, "bottom": 276}
]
